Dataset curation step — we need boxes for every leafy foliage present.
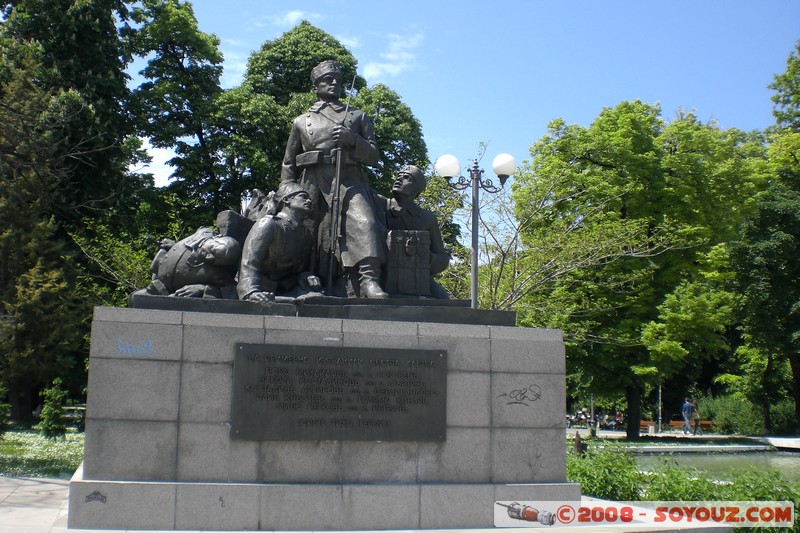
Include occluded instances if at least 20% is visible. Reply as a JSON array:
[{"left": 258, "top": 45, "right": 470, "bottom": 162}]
[
  {"left": 208, "top": 85, "right": 289, "bottom": 207},
  {"left": 0, "top": 44, "right": 90, "bottom": 419},
  {"left": 568, "top": 443, "right": 800, "bottom": 532},
  {"left": 503, "top": 102, "right": 767, "bottom": 437},
  {"left": 729, "top": 131, "right": 800, "bottom": 432},
  {"left": 34, "top": 378, "right": 67, "bottom": 439},
  {"left": 354, "top": 84, "right": 428, "bottom": 191},
  {"left": 244, "top": 20, "right": 360, "bottom": 105},
  {"left": 566, "top": 443, "right": 642, "bottom": 500},
  {"left": 126, "top": 0, "right": 228, "bottom": 224},
  {"left": 641, "top": 246, "right": 740, "bottom": 382},
  {"left": 1, "top": 0, "right": 134, "bottom": 223},
  {"left": 699, "top": 393, "right": 768, "bottom": 435},
  {"left": 770, "top": 40, "right": 800, "bottom": 132}
]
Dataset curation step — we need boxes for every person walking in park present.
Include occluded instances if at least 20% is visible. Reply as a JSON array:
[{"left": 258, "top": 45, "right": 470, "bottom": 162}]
[
  {"left": 681, "top": 398, "right": 694, "bottom": 435},
  {"left": 692, "top": 401, "right": 701, "bottom": 435}
]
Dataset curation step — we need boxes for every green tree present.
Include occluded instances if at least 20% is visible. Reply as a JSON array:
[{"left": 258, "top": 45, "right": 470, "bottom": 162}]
[
  {"left": 510, "top": 102, "right": 766, "bottom": 438},
  {"left": 208, "top": 85, "right": 289, "bottom": 211},
  {"left": 0, "top": 241, "right": 87, "bottom": 422},
  {"left": 126, "top": 0, "right": 227, "bottom": 225},
  {"left": 34, "top": 378, "right": 68, "bottom": 439},
  {"left": 770, "top": 40, "right": 800, "bottom": 132},
  {"left": 729, "top": 131, "right": 800, "bottom": 431},
  {"left": 0, "top": 1, "right": 151, "bottom": 408},
  {"left": 244, "top": 20, "right": 359, "bottom": 106},
  {"left": 714, "top": 344, "right": 793, "bottom": 433},
  {"left": 640, "top": 245, "right": 740, "bottom": 402},
  {"left": 2, "top": 0, "right": 134, "bottom": 224},
  {"left": 353, "top": 83, "right": 428, "bottom": 191},
  {"left": 0, "top": 44, "right": 91, "bottom": 421}
]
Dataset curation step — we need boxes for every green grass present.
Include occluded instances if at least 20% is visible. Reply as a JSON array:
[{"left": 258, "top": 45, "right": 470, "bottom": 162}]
[{"left": 0, "top": 429, "right": 84, "bottom": 478}]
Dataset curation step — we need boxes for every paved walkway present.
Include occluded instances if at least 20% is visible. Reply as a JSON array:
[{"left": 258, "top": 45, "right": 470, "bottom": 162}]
[
  {"left": 4, "top": 431, "right": 791, "bottom": 532},
  {"left": 1, "top": 475, "right": 733, "bottom": 533},
  {"left": 0, "top": 476, "right": 69, "bottom": 533},
  {"left": 568, "top": 428, "right": 800, "bottom": 452},
  {"left": 761, "top": 436, "right": 800, "bottom": 451}
]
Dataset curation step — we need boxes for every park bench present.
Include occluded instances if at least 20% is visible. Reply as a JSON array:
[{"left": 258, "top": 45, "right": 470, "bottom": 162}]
[
  {"left": 639, "top": 420, "right": 656, "bottom": 432},
  {"left": 668, "top": 419, "right": 714, "bottom": 432},
  {"left": 64, "top": 406, "right": 86, "bottom": 429},
  {"left": 639, "top": 420, "right": 714, "bottom": 432}
]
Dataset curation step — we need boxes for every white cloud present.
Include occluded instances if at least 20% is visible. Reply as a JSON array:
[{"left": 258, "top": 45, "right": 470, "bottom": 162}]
[
  {"left": 278, "top": 10, "right": 306, "bottom": 27},
  {"left": 362, "top": 32, "right": 424, "bottom": 80},
  {"left": 223, "top": 38, "right": 248, "bottom": 48},
  {"left": 130, "top": 139, "right": 176, "bottom": 188},
  {"left": 249, "top": 10, "right": 321, "bottom": 30},
  {"left": 336, "top": 34, "right": 360, "bottom": 50},
  {"left": 220, "top": 49, "right": 248, "bottom": 88},
  {"left": 265, "top": 10, "right": 324, "bottom": 28}
]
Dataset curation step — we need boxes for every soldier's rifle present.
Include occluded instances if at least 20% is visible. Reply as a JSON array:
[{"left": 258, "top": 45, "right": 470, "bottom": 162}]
[{"left": 326, "top": 73, "right": 358, "bottom": 294}]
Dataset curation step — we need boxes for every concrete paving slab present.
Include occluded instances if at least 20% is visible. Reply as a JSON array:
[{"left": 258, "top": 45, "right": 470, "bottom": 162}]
[
  {"left": 0, "top": 475, "right": 24, "bottom": 501},
  {"left": 0, "top": 477, "right": 69, "bottom": 531},
  {"left": 762, "top": 436, "right": 800, "bottom": 450},
  {"left": 2, "top": 475, "right": 731, "bottom": 533}
]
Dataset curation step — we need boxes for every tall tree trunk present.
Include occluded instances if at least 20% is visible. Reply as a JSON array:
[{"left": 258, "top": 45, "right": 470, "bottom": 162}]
[
  {"left": 787, "top": 354, "right": 800, "bottom": 432},
  {"left": 625, "top": 383, "right": 642, "bottom": 441},
  {"left": 8, "top": 381, "right": 36, "bottom": 423},
  {"left": 762, "top": 354, "right": 774, "bottom": 433}
]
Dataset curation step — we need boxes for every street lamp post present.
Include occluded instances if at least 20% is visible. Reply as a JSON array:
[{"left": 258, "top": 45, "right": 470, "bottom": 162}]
[{"left": 435, "top": 153, "right": 516, "bottom": 309}]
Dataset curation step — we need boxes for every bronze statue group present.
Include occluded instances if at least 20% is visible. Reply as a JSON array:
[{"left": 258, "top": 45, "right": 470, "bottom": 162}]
[{"left": 141, "top": 60, "right": 450, "bottom": 303}]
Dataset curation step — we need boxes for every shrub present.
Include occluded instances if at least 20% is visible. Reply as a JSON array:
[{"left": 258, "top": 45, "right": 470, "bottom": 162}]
[
  {"left": 700, "top": 394, "right": 765, "bottom": 435},
  {"left": 34, "top": 378, "right": 68, "bottom": 439},
  {"left": 715, "top": 468, "right": 799, "bottom": 533},
  {"left": 566, "top": 443, "right": 642, "bottom": 501},
  {"left": 770, "top": 399, "right": 798, "bottom": 436},
  {"left": 566, "top": 439, "right": 800, "bottom": 532},
  {"left": 725, "top": 467, "right": 799, "bottom": 502}
]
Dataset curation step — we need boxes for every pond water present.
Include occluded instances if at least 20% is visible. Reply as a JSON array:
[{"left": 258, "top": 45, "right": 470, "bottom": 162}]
[{"left": 636, "top": 451, "right": 800, "bottom": 482}]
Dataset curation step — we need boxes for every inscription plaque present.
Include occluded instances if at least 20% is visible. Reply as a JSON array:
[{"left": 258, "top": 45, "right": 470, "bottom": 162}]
[{"left": 231, "top": 343, "right": 447, "bottom": 441}]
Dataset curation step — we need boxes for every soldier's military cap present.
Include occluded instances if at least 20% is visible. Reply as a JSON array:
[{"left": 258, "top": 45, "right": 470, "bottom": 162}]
[{"left": 310, "top": 60, "right": 343, "bottom": 84}]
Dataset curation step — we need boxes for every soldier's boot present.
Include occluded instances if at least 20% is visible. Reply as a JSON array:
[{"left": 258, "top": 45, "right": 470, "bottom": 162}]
[{"left": 358, "top": 258, "right": 389, "bottom": 299}]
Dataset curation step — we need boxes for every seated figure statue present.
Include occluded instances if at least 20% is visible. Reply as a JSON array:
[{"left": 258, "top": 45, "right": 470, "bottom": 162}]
[
  {"left": 145, "top": 228, "right": 241, "bottom": 298},
  {"left": 377, "top": 165, "right": 452, "bottom": 298},
  {"left": 237, "top": 182, "right": 322, "bottom": 302}
]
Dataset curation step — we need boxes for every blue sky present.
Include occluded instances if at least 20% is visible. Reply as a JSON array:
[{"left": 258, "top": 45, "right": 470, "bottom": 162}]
[{"left": 139, "top": 0, "right": 800, "bottom": 185}]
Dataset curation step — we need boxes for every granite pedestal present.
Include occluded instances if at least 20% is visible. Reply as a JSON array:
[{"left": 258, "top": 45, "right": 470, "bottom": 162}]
[{"left": 68, "top": 305, "right": 580, "bottom": 530}]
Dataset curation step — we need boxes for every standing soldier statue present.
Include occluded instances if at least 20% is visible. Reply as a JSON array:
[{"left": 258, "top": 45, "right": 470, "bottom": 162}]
[{"left": 281, "top": 59, "right": 388, "bottom": 298}]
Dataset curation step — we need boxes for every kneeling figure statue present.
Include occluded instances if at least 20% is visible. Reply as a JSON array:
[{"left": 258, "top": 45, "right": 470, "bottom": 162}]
[{"left": 237, "top": 182, "right": 321, "bottom": 302}]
